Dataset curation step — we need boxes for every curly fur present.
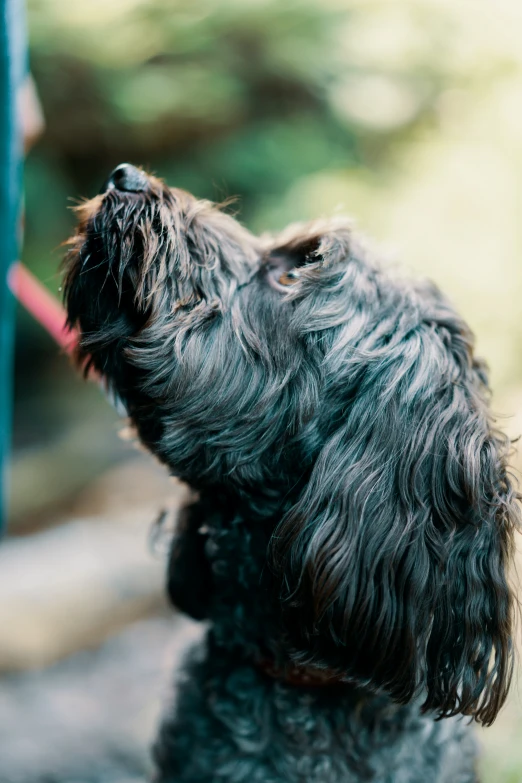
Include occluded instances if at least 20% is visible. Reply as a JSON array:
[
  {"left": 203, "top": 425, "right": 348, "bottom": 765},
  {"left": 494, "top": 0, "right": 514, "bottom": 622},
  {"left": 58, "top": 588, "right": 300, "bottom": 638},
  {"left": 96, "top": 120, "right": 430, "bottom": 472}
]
[{"left": 63, "top": 166, "right": 520, "bottom": 782}]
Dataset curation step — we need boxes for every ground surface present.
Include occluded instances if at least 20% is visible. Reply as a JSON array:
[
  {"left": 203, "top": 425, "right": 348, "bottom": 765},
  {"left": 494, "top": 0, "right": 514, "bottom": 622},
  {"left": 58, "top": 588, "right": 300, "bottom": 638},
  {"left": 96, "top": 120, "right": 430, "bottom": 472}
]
[{"left": 0, "top": 614, "right": 203, "bottom": 783}]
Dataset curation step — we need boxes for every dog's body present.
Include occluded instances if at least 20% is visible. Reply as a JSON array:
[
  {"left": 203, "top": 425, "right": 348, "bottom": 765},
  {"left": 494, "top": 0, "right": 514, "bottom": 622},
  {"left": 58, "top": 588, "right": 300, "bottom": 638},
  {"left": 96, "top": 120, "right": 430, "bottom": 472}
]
[
  {"left": 157, "top": 658, "right": 476, "bottom": 783},
  {"left": 63, "top": 164, "right": 519, "bottom": 782},
  {"left": 154, "top": 497, "right": 478, "bottom": 783}
]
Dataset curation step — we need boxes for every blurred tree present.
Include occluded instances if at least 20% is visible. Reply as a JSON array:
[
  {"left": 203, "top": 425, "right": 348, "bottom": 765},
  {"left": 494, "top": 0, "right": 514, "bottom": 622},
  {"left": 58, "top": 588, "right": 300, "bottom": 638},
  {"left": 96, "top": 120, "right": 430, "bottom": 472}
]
[{"left": 25, "top": 0, "right": 460, "bottom": 265}]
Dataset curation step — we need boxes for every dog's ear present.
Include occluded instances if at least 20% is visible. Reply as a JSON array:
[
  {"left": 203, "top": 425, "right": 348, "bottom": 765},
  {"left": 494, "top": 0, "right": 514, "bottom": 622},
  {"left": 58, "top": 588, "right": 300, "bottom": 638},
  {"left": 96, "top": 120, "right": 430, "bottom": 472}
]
[
  {"left": 265, "top": 220, "right": 353, "bottom": 290},
  {"left": 271, "top": 312, "right": 519, "bottom": 726}
]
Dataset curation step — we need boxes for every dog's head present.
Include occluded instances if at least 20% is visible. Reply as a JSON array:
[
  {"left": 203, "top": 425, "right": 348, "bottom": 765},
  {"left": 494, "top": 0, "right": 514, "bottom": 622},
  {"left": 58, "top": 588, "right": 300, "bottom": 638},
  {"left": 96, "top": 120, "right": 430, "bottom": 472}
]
[{"left": 64, "top": 163, "right": 519, "bottom": 725}]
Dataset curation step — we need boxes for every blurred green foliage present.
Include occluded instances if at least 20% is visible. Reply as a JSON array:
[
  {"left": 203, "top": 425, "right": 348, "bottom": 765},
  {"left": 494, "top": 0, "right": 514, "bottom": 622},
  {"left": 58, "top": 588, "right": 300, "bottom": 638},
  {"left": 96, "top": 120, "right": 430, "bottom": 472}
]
[{"left": 25, "top": 0, "right": 462, "bottom": 277}]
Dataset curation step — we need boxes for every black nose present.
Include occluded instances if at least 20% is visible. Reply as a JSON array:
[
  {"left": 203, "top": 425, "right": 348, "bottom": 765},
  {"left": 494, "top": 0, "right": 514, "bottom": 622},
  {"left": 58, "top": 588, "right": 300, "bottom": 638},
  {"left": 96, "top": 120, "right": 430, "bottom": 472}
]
[{"left": 102, "top": 163, "right": 149, "bottom": 193}]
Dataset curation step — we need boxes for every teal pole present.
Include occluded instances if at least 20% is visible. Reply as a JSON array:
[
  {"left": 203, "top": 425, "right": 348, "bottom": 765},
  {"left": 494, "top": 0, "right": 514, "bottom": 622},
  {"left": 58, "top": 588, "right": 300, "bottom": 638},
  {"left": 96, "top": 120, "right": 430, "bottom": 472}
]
[{"left": 0, "top": 0, "right": 25, "bottom": 532}]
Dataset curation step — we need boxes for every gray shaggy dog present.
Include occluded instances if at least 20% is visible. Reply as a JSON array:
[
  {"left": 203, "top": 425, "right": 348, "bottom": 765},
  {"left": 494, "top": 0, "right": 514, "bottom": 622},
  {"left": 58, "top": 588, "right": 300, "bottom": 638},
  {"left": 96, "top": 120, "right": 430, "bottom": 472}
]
[{"left": 63, "top": 163, "right": 520, "bottom": 782}]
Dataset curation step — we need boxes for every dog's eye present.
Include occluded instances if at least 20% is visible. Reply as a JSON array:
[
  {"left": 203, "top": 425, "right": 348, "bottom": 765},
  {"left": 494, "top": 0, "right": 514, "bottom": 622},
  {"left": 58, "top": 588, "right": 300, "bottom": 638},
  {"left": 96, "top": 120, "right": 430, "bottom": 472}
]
[{"left": 278, "top": 270, "right": 301, "bottom": 286}]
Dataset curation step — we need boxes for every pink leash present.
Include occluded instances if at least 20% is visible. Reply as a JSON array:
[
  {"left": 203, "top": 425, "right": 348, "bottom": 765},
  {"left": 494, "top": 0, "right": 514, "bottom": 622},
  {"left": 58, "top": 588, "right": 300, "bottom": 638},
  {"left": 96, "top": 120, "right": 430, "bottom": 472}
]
[
  {"left": 9, "top": 263, "right": 117, "bottom": 405},
  {"left": 8, "top": 262, "right": 78, "bottom": 352}
]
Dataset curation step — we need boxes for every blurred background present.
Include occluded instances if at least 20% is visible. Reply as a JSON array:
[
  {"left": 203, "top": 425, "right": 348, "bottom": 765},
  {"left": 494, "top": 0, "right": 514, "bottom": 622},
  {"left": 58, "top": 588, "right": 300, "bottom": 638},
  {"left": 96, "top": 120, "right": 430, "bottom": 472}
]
[{"left": 3, "top": 0, "right": 522, "bottom": 780}]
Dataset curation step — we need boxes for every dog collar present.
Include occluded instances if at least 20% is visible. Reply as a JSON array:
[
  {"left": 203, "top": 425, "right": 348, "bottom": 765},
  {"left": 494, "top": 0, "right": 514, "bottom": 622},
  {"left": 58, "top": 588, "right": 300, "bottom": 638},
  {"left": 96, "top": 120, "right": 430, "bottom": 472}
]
[{"left": 255, "top": 656, "right": 347, "bottom": 687}]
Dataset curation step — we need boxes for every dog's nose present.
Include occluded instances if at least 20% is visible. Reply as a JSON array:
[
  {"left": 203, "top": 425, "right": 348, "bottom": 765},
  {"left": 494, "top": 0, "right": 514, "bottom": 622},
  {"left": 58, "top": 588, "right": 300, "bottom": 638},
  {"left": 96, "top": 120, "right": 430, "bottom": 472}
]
[{"left": 102, "top": 163, "right": 149, "bottom": 193}]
